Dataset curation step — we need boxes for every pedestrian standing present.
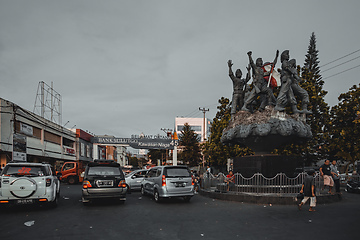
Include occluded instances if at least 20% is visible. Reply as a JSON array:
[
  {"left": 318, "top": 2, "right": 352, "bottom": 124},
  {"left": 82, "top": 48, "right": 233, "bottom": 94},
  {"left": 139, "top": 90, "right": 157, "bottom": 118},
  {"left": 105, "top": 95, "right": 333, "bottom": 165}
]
[
  {"left": 298, "top": 169, "right": 316, "bottom": 212},
  {"left": 319, "top": 159, "right": 334, "bottom": 194},
  {"left": 206, "top": 165, "right": 211, "bottom": 177}
]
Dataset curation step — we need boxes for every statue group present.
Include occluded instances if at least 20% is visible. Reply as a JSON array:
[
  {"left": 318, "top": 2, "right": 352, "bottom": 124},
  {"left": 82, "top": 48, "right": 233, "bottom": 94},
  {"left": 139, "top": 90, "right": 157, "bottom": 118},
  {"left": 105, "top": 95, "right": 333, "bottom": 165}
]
[{"left": 228, "top": 50, "right": 311, "bottom": 116}]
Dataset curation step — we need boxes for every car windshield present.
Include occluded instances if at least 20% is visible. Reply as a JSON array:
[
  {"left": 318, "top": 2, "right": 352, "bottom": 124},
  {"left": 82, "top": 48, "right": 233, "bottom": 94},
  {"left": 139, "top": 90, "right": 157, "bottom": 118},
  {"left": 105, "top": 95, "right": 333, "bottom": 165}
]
[
  {"left": 87, "top": 166, "right": 122, "bottom": 176},
  {"left": 164, "top": 167, "right": 191, "bottom": 177},
  {"left": 3, "top": 165, "right": 49, "bottom": 177}
]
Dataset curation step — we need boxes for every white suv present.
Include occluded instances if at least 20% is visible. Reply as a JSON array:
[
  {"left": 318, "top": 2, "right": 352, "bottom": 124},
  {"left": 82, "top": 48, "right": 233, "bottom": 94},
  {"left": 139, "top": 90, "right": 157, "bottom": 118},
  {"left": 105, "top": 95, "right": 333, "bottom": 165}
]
[{"left": 0, "top": 162, "right": 60, "bottom": 207}]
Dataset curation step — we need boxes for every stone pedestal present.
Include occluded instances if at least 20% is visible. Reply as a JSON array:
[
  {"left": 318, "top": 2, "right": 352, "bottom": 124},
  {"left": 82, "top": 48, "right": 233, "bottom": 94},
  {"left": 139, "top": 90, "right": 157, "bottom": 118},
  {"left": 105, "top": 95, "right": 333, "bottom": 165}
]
[{"left": 233, "top": 155, "right": 303, "bottom": 178}]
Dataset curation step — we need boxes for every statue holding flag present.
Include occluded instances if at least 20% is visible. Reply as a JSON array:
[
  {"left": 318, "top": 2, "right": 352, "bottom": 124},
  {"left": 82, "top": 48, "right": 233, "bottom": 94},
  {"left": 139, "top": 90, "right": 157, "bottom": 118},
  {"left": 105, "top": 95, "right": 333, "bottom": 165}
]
[
  {"left": 241, "top": 50, "right": 279, "bottom": 112},
  {"left": 221, "top": 48, "right": 313, "bottom": 157}
]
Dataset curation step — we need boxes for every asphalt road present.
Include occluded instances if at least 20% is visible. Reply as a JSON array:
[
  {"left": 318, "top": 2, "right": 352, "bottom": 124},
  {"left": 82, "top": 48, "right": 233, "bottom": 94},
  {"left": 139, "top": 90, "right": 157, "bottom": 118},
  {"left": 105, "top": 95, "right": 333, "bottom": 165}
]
[{"left": 1, "top": 184, "right": 359, "bottom": 240}]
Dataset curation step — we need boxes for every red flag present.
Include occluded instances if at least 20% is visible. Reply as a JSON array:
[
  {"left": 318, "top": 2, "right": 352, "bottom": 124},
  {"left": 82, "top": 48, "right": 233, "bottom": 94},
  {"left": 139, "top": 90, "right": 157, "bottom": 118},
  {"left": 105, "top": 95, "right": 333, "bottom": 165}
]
[{"left": 262, "top": 62, "right": 281, "bottom": 88}]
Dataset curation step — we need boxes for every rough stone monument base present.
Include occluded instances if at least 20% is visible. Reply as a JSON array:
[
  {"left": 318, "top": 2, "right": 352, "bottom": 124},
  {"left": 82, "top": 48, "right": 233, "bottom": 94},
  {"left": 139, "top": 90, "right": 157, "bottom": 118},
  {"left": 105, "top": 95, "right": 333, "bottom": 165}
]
[{"left": 233, "top": 154, "right": 303, "bottom": 178}]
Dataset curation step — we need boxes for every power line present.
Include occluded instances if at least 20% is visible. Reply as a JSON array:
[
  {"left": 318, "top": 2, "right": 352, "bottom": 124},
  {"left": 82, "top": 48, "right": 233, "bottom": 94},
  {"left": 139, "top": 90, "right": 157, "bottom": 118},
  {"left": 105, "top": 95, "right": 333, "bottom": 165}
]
[
  {"left": 320, "top": 49, "right": 360, "bottom": 68},
  {"left": 323, "top": 64, "right": 360, "bottom": 80},
  {"left": 322, "top": 55, "right": 360, "bottom": 73}
]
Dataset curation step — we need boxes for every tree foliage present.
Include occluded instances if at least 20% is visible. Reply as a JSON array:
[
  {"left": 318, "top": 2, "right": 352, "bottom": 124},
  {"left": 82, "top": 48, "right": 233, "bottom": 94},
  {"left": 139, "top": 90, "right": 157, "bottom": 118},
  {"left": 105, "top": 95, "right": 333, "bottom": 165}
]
[
  {"left": 327, "top": 84, "right": 360, "bottom": 172},
  {"left": 202, "top": 97, "right": 251, "bottom": 168},
  {"left": 274, "top": 32, "right": 330, "bottom": 164},
  {"left": 179, "top": 123, "right": 202, "bottom": 166},
  {"left": 147, "top": 149, "right": 166, "bottom": 164}
]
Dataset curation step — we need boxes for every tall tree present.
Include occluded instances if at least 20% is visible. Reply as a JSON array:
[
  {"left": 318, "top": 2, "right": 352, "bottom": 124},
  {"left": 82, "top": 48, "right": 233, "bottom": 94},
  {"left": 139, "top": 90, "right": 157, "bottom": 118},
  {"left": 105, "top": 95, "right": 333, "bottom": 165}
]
[
  {"left": 328, "top": 84, "right": 360, "bottom": 173},
  {"left": 275, "top": 32, "right": 330, "bottom": 164},
  {"left": 202, "top": 97, "right": 251, "bottom": 168},
  {"left": 300, "top": 32, "right": 330, "bottom": 162},
  {"left": 179, "top": 123, "right": 202, "bottom": 166},
  {"left": 147, "top": 149, "right": 166, "bottom": 165}
]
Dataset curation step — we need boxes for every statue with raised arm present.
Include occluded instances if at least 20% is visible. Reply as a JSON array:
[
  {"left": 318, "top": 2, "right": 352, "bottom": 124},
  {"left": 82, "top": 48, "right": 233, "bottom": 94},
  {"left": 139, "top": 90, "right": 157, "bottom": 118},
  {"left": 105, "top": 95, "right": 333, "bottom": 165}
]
[
  {"left": 241, "top": 50, "right": 279, "bottom": 112},
  {"left": 228, "top": 60, "right": 251, "bottom": 116}
]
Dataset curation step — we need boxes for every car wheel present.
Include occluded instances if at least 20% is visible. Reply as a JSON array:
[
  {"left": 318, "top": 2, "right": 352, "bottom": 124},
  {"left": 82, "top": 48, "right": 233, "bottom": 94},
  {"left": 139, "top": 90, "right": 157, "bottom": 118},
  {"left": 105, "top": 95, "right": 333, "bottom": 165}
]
[
  {"left": 82, "top": 197, "right": 90, "bottom": 206},
  {"left": 68, "top": 176, "right": 77, "bottom": 185},
  {"left": 154, "top": 190, "right": 161, "bottom": 203},
  {"left": 347, "top": 186, "right": 353, "bottom": 193},
  {"left": 126, "top": 184, "right": 131, "bottom": 194},
  {"left": 183, "top": 196, "right": 192, "bottom": 202},
  {"left": 141, "top": 186, "right": 146, "bottom": 196},
  {"left": 49, "top": 195, "right": 58, "bottom": 208}
]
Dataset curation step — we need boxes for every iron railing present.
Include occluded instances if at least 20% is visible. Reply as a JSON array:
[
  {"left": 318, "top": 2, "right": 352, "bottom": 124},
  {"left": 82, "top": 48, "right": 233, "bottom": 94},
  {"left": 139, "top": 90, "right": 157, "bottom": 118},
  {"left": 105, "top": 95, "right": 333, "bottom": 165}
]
[{"left": 202, "top": 172, "right": 323, "bottom": 195}]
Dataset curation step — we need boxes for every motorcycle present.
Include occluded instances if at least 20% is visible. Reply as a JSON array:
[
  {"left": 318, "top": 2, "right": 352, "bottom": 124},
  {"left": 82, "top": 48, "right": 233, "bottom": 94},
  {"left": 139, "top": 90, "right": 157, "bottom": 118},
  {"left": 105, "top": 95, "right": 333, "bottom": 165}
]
[{"left": 346, "top": 179, "right": 360, "bottom": 193}]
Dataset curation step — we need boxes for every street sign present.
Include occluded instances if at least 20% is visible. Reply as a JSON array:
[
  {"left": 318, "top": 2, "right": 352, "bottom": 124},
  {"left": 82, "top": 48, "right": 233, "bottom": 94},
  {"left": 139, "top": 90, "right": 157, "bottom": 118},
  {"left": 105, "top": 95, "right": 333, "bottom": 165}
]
[{"left": 91, "top": 137, "right": 178, "bottom": 150}]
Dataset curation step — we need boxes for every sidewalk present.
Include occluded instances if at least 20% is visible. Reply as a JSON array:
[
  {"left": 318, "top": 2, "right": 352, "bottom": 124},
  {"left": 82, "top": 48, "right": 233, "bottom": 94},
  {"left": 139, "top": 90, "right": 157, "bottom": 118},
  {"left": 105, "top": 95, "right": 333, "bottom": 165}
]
[{"left": 199, "top": 187, "right": 342, "bottom": 205}]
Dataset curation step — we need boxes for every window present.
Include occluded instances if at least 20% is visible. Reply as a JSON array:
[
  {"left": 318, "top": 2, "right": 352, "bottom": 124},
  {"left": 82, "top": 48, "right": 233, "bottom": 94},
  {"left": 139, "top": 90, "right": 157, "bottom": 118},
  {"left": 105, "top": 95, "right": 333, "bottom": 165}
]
[
  {"left": 44, "top": 131, "right": 61, "bottom": 144},
  {"left": 88, "top": 166, "right": 121, "bottom": 176},
  {"left": 80, "top": 143, "right": 84, "bottom": 157},
  {"left": 62, "top": 162, "right": 75, "bottom": 171},
  {"left": 4, "top": 165, "right": 50, "bottom": 176},
  {"left": 164, "top": 167, "right": 191, "bottom": 178},
  {"left": 177, "top": 125, "right": 202, "bottom": 132}
]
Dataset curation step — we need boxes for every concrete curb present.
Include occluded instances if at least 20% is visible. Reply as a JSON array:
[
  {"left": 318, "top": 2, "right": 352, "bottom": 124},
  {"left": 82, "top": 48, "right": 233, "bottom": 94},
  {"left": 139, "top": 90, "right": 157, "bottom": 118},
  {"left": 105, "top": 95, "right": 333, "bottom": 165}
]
[{"left": 199, "top": 189, "right": 342, "bottom": 205}]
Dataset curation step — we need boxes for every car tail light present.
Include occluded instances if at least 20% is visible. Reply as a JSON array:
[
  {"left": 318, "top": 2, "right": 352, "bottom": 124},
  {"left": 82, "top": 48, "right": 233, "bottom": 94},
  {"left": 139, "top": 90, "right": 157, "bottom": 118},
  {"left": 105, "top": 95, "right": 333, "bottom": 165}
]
[
  {"left": 118, "top": 180, "right": 126, "bottom": 188},
  {"left": 46, "top": 178, "right": 52, "bottom": 187},
  {"left": 39, "top": 198, "right": 48, "bottom": 202},
  {"left": 83, "top": 180, "right": 92, "bottom": 189},
  {"left": 162, "top": 175, "right": 166, "bottom": 187}
]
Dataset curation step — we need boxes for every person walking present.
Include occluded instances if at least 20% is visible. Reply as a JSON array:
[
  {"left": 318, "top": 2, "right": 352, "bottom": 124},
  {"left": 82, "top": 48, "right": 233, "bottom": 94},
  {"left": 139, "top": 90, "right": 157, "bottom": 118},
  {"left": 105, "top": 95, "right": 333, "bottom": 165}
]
[{"left": 298, "top": 169, "right": 316, "bottom": 212}]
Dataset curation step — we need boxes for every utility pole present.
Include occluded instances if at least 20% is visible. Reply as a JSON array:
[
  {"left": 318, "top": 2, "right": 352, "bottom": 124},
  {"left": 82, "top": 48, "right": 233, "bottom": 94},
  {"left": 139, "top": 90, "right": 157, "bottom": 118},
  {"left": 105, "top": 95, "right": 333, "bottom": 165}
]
[
  {"left": 161, "top": 128, "right": 173, "bottom": 165},
  {"left": 199, "top": 107, "right": 209, "bottom": 142},
  {"left": 199, "top": 107, "right": 209, "bottom": 167}
]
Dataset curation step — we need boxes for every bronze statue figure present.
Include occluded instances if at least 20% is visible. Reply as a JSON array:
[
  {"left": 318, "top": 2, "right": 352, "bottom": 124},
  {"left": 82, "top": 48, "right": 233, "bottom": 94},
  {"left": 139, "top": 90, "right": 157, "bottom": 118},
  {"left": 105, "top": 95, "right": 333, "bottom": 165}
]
[
  {"left": 228, "top": 60, "right": 251, "bottom": 116},
  {"left": 241, "top": 50, "right": 279, "bottom": 112},
  {"left": 289, "top": 59, "right": 312, "bottom": 114},
  {"left": 274, "top": 50, "right": 311, "bottom": 114}
]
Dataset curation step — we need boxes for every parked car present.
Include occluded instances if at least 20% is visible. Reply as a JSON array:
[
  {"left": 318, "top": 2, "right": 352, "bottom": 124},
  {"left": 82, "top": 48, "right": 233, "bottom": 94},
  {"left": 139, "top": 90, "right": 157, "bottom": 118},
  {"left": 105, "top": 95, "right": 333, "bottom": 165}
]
[
  {"left": 82, "top": 160, "right": 127, "bottom": 205},
  {"left": 0, "top": 161, "right": 60, "bottom": 208},
  {"left": 125, "top": 169, "right": 148, "bottom": 191},
  {"left": 340, "top": 172, "right": 353, "bottom": 184},
  {"left": 141, "top": 166, "right": 194, "bottom": 203},
  {"left": 122, "top": 165, "right": 139, "bottom": 174}
]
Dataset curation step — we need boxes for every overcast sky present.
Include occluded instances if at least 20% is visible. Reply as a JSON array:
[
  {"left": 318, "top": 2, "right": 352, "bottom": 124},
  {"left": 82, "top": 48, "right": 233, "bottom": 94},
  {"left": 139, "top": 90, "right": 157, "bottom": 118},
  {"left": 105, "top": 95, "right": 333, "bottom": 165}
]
[{"left": 1, "top": 0, "right": 359, "bottom": 140}]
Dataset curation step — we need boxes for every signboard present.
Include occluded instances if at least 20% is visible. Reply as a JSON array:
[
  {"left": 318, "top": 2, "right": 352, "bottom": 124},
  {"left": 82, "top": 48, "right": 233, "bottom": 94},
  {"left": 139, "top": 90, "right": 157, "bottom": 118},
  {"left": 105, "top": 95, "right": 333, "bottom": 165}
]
[
  {"left": 63, "top": 146, "right": 76, "bottom": 156},
  {"left": 20, "top": 123, "right": 33, "bottom": 136},
  {"left": 91, "top": 137, "right": 178, "bottom": 150},
  {"left": 13, "top": 134, "right": 27, "bottom": 161}
]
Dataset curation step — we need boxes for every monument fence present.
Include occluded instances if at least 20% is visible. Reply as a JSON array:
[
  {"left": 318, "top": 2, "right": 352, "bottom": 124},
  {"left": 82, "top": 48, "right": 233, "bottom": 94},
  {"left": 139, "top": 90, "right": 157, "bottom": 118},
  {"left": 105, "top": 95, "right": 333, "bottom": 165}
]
[{"left": 202, "top": 172, "right": 324, "bottom": 195}]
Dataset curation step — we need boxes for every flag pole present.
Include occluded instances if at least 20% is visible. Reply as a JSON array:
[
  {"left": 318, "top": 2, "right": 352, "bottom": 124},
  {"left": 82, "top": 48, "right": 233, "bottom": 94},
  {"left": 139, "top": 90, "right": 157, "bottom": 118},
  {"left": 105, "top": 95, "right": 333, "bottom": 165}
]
[
  {"left": 267, "top": 63, "right": 275, "bottom": 88},
  {"left": 267, "top": 50, "right": 279, "bottom": 88}
]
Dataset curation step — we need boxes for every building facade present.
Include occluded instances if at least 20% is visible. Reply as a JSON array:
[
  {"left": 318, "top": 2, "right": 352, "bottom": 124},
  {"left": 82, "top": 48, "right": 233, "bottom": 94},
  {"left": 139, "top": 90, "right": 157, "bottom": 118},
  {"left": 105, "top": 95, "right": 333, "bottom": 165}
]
[
  {"left": 0, "top": 98, "right": 76, "bottom": 169},
  {"left": 175, "top": 117, "right": 210, "bottom": 142}
]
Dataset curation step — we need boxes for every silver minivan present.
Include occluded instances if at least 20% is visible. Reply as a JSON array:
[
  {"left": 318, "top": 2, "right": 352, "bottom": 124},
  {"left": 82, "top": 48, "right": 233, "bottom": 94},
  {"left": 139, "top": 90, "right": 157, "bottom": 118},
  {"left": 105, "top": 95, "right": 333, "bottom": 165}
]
[{"left": 141, "top": 166, "right": 194, "bottom": 202}]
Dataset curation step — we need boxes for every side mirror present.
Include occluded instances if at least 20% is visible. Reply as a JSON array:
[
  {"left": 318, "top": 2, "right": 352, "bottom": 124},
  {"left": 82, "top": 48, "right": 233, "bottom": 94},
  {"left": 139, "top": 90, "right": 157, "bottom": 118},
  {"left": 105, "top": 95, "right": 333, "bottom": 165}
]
[{"left": 131, "top": 175, "right": 136, "bottom": 179}]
